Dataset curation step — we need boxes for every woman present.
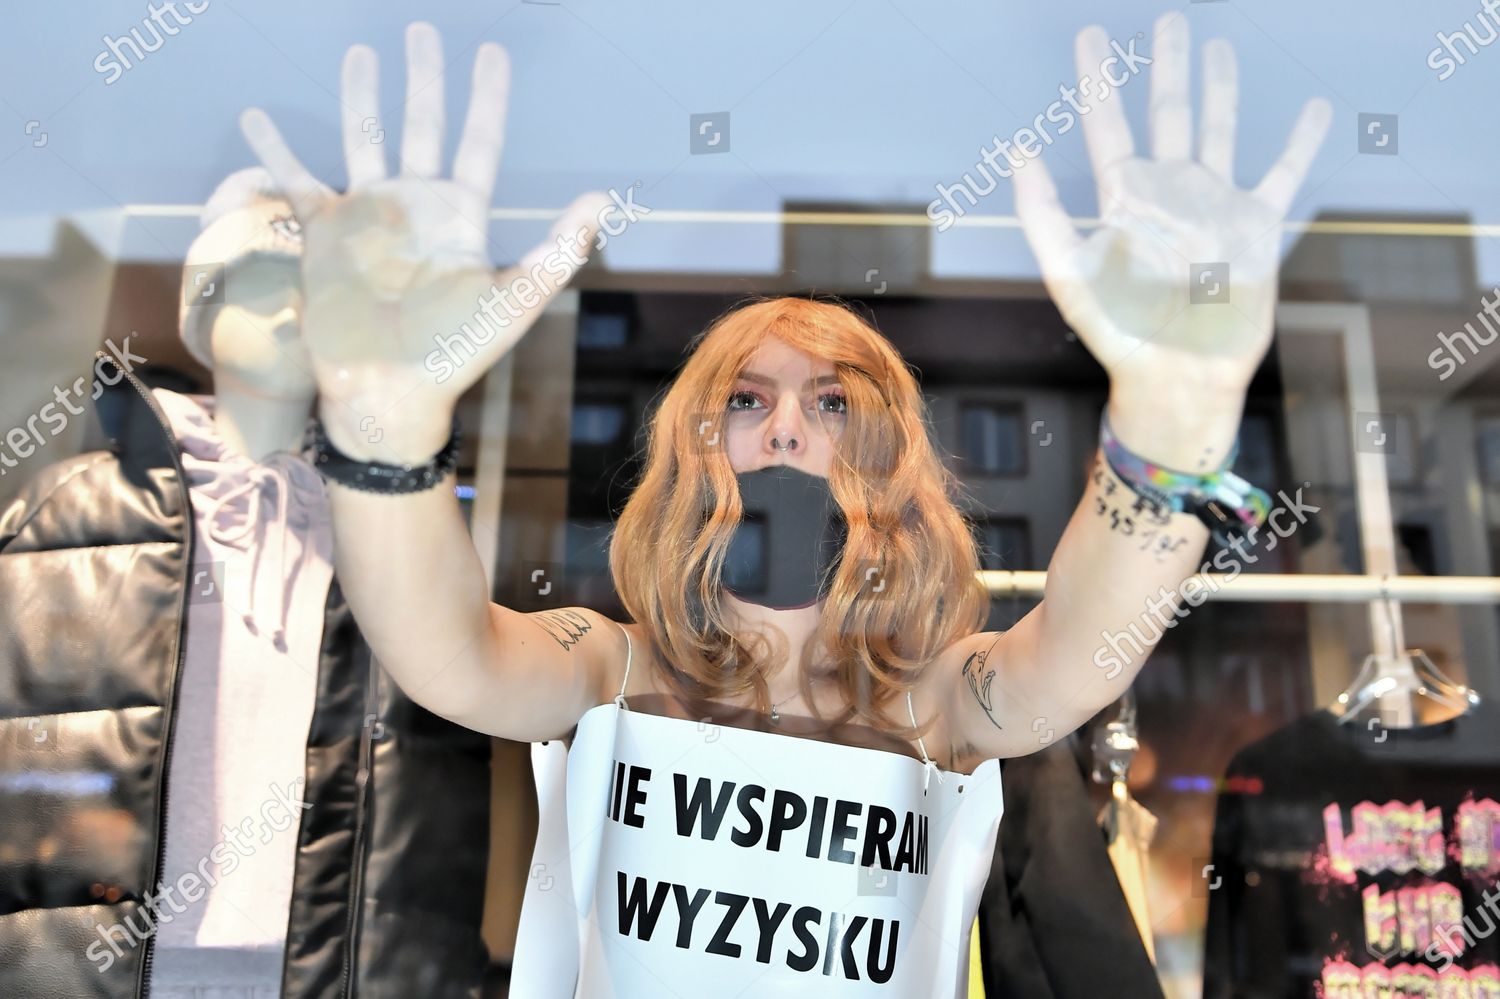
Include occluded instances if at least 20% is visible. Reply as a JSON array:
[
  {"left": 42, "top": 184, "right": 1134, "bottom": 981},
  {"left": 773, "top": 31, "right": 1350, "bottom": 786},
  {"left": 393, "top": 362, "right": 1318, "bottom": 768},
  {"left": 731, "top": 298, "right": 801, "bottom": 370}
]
[{"left": 238, "top": 15, "right": 1329, "bottom": 995}]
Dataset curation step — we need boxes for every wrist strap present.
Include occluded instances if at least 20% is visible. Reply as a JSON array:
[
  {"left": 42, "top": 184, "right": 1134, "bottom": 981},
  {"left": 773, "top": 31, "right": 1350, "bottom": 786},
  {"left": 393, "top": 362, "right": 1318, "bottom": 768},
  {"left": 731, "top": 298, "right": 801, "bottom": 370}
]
[
  {"left": 311, "top": 418, "right": 461, "bottom": 494},
  {"left": 1099, "top": 409, "right": 1271, "bottom": 546}
]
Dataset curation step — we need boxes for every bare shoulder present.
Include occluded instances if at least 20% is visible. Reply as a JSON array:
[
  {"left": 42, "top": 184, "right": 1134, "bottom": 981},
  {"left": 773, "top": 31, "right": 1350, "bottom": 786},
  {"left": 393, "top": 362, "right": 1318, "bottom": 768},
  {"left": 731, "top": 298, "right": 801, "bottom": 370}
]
[
  {"left": 494, "top": 604, "right": 640, "bottom": 712},
  {"left": 604, "top": 618, "right": 665, "bottom": 705}
]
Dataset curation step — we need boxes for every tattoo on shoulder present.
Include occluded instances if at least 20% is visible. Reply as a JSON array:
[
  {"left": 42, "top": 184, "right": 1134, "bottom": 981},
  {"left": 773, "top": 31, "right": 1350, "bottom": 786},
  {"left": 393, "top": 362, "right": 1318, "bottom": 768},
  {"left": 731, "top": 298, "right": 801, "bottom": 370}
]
[
  {"left": 533, "top": 609, "right": 593, "bottom": 651},
  {"left": 961, "top": 637, "right": 1004, "bottom": 731}
]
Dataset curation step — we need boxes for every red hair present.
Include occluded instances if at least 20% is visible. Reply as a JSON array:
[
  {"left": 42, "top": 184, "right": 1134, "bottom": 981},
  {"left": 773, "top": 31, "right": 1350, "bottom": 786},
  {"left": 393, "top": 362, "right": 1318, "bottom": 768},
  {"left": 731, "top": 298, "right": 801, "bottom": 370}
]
[{"left": 608, "top": 295, "right": 990, "bottom": 740}]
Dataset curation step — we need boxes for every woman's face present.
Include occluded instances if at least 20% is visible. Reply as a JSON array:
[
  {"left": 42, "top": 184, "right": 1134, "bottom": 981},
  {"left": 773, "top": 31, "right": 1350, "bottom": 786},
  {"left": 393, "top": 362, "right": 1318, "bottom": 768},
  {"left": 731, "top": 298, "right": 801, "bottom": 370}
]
[{"left": 722, "top": 337, "right": 847, "bottom": 477}]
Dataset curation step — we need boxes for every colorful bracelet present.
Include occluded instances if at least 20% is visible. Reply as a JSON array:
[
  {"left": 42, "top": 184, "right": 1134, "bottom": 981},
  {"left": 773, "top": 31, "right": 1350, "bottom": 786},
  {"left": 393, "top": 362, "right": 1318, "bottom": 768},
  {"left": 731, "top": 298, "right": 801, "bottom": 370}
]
[{"left": 1099, "top": 409, "right": 1271, "bottom": 546}]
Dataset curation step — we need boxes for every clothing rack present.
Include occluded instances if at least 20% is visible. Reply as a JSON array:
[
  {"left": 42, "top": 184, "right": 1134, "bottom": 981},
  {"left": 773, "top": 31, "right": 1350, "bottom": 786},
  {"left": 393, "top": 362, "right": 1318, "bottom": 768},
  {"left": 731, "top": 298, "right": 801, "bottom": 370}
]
[
  {"left": 988, "top": 302, "right": 1498, "bottom": 723},
  {"left": 978, "top": 570, "right": 1500, "bottom": 603},
  {"left": 984, "top": 303, "right": 1497, "bottom": 621}
]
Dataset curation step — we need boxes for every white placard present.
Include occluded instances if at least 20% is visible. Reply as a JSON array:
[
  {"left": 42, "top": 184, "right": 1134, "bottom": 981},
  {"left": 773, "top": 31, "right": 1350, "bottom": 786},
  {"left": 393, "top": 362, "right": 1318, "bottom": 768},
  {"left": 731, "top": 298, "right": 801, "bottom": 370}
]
[{"left": 511, "top": 701, "right": 1003, "bottom": 998}]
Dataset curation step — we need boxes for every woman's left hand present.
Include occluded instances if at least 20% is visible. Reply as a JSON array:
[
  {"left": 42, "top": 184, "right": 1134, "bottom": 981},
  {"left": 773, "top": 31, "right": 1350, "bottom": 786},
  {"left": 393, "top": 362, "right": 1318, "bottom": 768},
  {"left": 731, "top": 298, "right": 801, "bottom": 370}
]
[{"left": 1011, "top": 13, "right": 1331, "bottom": 428}]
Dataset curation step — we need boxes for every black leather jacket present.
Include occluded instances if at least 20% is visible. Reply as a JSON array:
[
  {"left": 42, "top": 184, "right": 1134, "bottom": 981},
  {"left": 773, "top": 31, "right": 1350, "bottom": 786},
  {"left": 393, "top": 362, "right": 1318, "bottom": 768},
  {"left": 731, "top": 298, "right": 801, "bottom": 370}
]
[{"left": 0, "top": 354, "right": 494, "bottom": 998}]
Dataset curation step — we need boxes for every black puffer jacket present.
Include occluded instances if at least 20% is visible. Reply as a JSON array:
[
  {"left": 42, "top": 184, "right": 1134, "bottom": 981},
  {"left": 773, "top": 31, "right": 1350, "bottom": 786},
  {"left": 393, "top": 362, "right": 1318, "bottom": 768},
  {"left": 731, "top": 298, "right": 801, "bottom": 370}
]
[{"left": 0, "top": 353, "right": 494, "bottom": 998}]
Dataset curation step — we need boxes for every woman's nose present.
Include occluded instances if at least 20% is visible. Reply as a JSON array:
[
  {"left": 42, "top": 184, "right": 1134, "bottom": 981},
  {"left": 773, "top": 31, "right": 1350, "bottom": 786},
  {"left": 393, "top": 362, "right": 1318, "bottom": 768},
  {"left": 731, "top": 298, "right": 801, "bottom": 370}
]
[{"left": 764, "top": 396, "right": 804, "bottom": 453}]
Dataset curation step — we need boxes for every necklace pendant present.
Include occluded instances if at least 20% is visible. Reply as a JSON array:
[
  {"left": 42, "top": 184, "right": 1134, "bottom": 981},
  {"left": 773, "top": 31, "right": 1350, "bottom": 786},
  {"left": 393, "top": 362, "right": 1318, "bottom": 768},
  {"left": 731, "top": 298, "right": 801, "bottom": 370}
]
[{"left": 770, "top": 705, "right": 780, "bottom": 724}]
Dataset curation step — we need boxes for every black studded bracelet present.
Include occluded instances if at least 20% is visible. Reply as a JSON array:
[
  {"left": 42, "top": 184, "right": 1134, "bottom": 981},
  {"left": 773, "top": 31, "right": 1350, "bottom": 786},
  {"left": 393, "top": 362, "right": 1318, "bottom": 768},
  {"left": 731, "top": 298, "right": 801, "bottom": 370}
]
[{"left": 311, "top": 418, "right": 461, "bottom": 494}]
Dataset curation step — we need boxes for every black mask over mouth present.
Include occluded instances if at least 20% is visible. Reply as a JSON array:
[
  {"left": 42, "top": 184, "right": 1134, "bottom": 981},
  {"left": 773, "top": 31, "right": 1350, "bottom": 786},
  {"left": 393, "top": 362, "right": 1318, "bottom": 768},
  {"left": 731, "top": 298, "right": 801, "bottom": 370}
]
[{"left": 722, "top": 464, "right": 849, "bottom": 611}]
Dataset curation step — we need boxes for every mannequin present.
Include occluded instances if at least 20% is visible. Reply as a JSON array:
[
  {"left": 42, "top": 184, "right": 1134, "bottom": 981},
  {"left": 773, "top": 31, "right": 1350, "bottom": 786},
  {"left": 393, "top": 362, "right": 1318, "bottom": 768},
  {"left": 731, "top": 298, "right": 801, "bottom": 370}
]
[
  {"left": 203, "top": 263, "right": 314, "bottom": 461},
  {"left": 133, "top": 171, "right": 486, "bottom": 996},
  {"left": 176, "top": 166, "right": 315, "bottom": 461},
  {"left": 146, "top": 166, "right": 332, "bottom": 996}
]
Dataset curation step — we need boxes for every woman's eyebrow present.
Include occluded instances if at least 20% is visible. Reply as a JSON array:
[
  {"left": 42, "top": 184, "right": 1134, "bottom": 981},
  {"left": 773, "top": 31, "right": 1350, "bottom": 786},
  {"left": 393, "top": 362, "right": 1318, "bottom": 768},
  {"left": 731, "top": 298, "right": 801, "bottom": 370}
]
[{"left": 737, "top": 371, "right": 841, "bottom": 389}]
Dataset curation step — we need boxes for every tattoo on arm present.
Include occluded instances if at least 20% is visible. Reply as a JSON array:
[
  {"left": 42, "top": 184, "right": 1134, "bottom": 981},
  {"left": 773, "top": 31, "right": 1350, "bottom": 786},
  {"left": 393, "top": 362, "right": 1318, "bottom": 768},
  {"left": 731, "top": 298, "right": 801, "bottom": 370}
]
[
  {"left": 1089, "top": 457, "right": 1191, "bottom": 560},
  {"left": 961, "top": 637, "right": 1004, "bottom": 731},
  {"left": 532, "top": 609, "right": 593, "bottom": 651}
]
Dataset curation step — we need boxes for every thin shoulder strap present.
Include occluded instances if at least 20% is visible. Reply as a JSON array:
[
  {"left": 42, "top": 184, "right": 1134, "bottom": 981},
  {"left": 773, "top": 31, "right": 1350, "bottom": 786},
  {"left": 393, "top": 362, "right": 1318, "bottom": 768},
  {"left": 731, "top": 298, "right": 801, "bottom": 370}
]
[
  {"left": 906, "top": 690, "right": 946, "bottom": 792},
  {"left": 613, "top": 621, "right": 634, "bottom": 710}
]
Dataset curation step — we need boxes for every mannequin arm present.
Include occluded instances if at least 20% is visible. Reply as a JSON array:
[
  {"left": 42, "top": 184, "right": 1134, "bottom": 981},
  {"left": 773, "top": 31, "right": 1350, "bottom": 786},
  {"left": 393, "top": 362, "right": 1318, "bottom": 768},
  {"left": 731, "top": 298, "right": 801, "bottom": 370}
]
[
  {"left": 237, "top": 24, "right": 620, "bottom": 741},
  {"left": 941, "top": 13, "right": 1329, "bottom": 764}
]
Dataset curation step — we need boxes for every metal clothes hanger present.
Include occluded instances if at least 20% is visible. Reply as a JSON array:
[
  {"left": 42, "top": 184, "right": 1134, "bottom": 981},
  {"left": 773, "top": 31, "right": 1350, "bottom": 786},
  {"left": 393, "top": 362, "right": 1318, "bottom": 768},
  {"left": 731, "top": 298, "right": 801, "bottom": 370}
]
[
  {"left": 1092, "top": 689, "right": 1139, "bottom": 840},
  {"left": 1332, "top": 575, "right": 1479, "bottom": 728}
]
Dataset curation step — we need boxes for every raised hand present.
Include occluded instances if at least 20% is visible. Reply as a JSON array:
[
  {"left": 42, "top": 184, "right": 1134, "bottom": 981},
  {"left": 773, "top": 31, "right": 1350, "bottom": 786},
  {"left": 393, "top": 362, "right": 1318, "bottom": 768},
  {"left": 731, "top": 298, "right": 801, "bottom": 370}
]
[
  {"left": 239, "top": 21, "right": 614, "bottom": 461},
  {"left": 1011, "top": 13, "right": 1331, "bottom": 415}
]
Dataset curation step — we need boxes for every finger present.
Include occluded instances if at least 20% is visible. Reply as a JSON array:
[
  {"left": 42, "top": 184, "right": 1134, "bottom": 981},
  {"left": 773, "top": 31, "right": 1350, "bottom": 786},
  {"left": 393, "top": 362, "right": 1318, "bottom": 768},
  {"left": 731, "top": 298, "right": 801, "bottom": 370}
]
[
  {"left": 401, "top": 22, "right": 445, "bottom": 178},
  {"left": 1011, "top": 157, "right": 1084, "bottom": 279},
  {"left": 465, "top": 192, "right": 614, "bottom": 370},
  {"left": 1198, "top": 38, "right": 1238, "bottom": 182},
  {"left": 1252, "top": 96, "right": 1333, "bottom": 216},
  {"left": 514, "top": 190, "right": 615, "bottom": 278},
  {"left": 239, "top": 107, "right": 334, "bottom": 218},
  {"left": 452, "top": 41, "right": 511, "bottom": 202},
  {"left": 341, "top": 44, "right": 388, "bottom": 189},
  {"left": 1011, "top": 158, "right": 1112, "bottom": 340},
  {"left": 1149, "top": 12, "right": 1192, "bottom": 161},
  {"left": 1076, "top": 25, "right": 1135, "bottom": 191}
]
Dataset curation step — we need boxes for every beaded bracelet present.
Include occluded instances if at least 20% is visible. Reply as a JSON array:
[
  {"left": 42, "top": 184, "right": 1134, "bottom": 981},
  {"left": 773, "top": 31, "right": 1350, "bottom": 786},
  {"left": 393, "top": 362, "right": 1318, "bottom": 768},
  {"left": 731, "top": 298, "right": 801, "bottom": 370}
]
[
  {"left": 1099, "top": 409, "right": 1271, "bottom": 546},
  {"left": 311, "top": 418, "right": 461, "bottom": 494}
]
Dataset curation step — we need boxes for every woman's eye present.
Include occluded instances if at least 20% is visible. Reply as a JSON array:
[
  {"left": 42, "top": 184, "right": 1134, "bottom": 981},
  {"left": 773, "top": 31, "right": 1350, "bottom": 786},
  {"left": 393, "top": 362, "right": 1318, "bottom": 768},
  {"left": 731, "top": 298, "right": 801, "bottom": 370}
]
[{"left": 726, "top": 389, "right": 846, "bottom": 414}]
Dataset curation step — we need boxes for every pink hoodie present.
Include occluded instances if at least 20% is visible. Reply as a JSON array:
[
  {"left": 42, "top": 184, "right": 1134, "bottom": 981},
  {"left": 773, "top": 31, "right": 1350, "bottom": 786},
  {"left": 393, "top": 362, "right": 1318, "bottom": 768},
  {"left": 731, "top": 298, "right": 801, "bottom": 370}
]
[{"left": 146, "top": 387, "right": 333, "bottom": 996}]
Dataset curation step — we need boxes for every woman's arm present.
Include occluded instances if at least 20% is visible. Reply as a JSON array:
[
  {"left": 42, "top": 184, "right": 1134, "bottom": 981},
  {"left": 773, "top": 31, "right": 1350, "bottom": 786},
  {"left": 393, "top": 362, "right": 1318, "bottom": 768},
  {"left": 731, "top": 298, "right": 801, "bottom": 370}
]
[{"left": 942, "top": 13, "right": 1331, "bottom": 761}]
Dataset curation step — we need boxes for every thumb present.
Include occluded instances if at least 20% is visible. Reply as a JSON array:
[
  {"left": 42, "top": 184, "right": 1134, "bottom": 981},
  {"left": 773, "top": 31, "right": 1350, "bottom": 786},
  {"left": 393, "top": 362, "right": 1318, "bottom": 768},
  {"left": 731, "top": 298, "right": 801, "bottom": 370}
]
[{"left": 515, "top": 189, "right": 618, "bottom": 277}]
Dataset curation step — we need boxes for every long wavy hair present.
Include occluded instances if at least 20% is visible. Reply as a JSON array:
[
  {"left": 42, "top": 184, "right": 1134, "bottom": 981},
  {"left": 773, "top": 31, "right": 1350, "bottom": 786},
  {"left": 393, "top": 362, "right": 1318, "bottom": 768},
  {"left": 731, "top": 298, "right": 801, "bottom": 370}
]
[{"left": 608, "top": 295, "right": 991, "bottom": 743}]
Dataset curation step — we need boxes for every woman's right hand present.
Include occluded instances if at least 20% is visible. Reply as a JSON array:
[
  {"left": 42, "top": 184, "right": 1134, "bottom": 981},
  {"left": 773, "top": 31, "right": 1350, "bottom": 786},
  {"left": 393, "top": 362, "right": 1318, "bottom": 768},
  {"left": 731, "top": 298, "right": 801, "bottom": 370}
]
[{"left": 239, "top": 21, "right": 614, "bottom": 462}]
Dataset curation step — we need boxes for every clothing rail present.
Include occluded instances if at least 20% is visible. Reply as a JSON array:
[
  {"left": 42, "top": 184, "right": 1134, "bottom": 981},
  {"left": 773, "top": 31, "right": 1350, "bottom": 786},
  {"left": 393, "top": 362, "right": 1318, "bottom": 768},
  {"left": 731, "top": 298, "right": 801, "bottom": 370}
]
[{"left": 979, "top": 570, "right": 1500, "bottom": 604}]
